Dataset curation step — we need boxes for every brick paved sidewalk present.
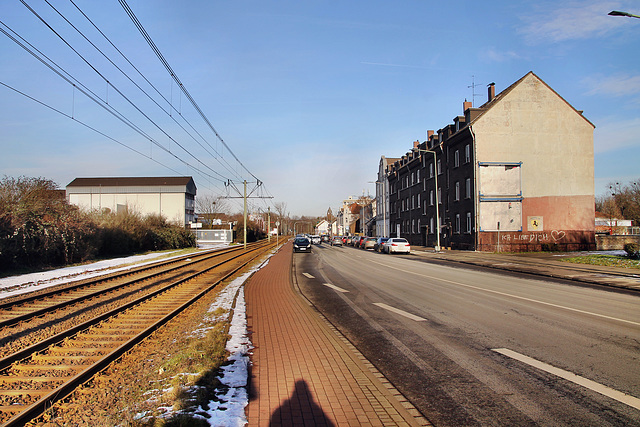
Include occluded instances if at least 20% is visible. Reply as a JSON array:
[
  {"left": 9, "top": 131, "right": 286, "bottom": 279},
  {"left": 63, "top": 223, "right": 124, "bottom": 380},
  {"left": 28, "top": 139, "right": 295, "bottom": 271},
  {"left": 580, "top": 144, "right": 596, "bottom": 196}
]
[{"left": 245, "top": 242, "right": 429, "bottom": 426}]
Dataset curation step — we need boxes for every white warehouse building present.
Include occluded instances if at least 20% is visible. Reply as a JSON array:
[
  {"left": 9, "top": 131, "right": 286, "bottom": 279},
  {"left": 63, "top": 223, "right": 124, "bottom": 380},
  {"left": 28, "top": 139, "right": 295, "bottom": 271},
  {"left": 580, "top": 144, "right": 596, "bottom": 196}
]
[{"left": 66, "top": 176, "right": 196, "bottom": 226}]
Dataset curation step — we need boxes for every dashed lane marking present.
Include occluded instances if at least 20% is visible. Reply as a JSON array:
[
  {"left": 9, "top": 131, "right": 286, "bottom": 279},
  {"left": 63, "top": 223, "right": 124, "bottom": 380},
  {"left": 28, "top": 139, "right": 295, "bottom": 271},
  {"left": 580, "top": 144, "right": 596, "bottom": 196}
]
[
  {"left": 323, "top": 283, "right": 350, "bottom": 293},
  {"left": 302, "top": 273, "right": 315, "bottom": 279},
  {"left": 373, "top": 303, "right": 426, "bottom": 322},
  {"left": 493, "top": 348, "right": 640, "bottom": 410}
]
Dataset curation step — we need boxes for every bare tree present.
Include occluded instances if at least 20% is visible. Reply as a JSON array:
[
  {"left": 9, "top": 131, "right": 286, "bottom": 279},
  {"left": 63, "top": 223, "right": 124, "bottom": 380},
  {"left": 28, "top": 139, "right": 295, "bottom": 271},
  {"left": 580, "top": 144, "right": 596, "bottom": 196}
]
[
  {"left": 273, "top": 202, "right": 289, "bottom": 235},
  {"left": 196, "top": 194, "right": 229, "bottom": 217}
]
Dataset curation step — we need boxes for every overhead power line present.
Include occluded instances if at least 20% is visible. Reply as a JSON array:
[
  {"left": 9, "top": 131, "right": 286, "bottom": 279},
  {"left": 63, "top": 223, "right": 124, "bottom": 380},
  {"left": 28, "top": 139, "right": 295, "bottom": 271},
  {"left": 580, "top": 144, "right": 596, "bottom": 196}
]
[{"left": 118, "top": 0, "right": 259, "bottom": 182}]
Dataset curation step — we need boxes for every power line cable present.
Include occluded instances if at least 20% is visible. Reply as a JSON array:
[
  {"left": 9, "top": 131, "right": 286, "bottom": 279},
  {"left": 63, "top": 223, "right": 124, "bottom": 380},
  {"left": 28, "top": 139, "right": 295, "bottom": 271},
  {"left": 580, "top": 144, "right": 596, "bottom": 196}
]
[
  {"left": 0, "top": 21, "right": 226, "bottom": 187},
  {"left": 63, "top": 0, "right": 246, "bottom": 182},
  {"left": 20, "top": 0, "right": 230, "bottom": 183},
  {"left": 118, "top": 0, "right": 259, "bottom": 182}
]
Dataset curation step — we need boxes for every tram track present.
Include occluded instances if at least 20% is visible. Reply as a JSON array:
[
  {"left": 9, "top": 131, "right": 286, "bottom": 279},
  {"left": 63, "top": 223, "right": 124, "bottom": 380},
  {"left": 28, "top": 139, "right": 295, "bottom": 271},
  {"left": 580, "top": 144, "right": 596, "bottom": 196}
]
[{"left": 0, "top": 238, "right": 280, "bottom": 426}]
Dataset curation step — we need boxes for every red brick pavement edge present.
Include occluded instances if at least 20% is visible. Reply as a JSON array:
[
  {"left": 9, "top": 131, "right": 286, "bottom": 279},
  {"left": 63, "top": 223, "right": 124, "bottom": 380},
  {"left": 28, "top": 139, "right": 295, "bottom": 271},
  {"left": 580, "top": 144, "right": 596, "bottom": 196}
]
[{"left": 245, "top": 242, "right": 430, "bottom": 426}]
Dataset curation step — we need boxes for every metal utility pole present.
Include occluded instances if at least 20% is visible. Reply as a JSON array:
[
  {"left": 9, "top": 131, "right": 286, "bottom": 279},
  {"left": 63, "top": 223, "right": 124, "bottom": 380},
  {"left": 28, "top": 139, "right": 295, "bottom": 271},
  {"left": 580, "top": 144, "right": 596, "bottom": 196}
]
[
  {"left": 243, "top": 180, "right": 247, "bottom": 249},
  {"left": 268, "top": 206, "right": 271, "bottom": 242},
  {"left": 223, "top": 179, "right": 273, "bottom": 250}
]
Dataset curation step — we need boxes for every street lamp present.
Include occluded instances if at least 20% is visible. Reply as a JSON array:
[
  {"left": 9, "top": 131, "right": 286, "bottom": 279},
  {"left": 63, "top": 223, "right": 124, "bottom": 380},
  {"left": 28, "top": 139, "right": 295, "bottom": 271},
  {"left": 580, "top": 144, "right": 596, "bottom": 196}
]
[
  {"left": 412, "top": 147, "right": 441, "bottom": 252},
  {"left": 609, "top": 10, "right": 640, "bottom": 19}
]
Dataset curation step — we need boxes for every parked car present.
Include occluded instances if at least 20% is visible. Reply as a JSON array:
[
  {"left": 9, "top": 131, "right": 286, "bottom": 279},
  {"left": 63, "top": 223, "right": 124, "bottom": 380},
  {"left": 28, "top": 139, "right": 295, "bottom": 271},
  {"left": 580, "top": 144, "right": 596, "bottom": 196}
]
[
  {"left": 353, "top": 236, "right": 365, "bottom": 247},
  {"left": 331, "top": 236, "right": 343, "bottom": 246},
  {"left": 363, "top": 237, "right": 377, "bottom": 250},
  {"left": 345, "top": 236, "right": 354, "bottom": 246},
  {"left": 293, "top": 237, "right": 312, "bottom": 253},
  {"left": 374, "top": 237, "right": 389, "bottom": 252},
  {"left": 382, "top": 238, "right": 411, "bottom": 254}
]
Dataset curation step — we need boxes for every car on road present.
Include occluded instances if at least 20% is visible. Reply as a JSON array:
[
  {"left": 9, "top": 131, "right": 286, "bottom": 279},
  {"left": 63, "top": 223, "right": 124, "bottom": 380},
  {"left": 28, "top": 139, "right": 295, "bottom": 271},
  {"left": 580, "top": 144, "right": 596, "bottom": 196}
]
[
  {"left": 293, "top": 237, "right": 312, "bottom": 253},
  {"left": 345, "top": 236, "right": 354, "bottom": 246},
  {"left": 374, "top": 237, "right": 389, "bottom": 252},
  {"left": 363, "top": 237, "right": 377, "bottom": 250},
  {"left": 310, "top": 235, "right": 321, "bottom": 245},
  {"left": 331, "top": 236, "right": 343, "bottom": 246},
  {"left": 382, "top": 238, "right": 411, "bottom": 254}
]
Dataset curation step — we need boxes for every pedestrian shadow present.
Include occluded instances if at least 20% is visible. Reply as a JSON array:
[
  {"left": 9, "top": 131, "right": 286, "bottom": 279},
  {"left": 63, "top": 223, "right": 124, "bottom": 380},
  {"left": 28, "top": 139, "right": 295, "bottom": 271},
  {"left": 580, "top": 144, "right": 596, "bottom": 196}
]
[{"left": 269, "top": 379, "right": 336, "bottom": 426}]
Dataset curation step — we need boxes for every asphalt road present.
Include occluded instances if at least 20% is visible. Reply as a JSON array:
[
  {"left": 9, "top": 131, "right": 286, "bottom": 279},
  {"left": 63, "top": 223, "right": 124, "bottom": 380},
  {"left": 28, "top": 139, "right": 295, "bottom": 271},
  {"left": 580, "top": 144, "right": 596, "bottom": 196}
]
[{"left": 293, "top": 244, "right": 640, "bottom": 426}]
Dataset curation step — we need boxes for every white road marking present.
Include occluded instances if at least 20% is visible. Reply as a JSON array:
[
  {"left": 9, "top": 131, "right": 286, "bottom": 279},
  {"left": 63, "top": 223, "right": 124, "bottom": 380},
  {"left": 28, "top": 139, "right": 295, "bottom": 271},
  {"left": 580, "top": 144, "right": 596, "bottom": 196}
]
[
  {"left": 302, "top": 273, "right": 315, "bottom": 279},
  {"left": 373, "top": 303, "right": 426, "bottom": 322},
  {"left": 368, "top": 259, "right": 640, "bottom": 327},
  {"left": 323, "top": 283, "right": 349, "bottom": 293},
  {"left": 494, "top": 348, "right": 640, "bottom": 410}
]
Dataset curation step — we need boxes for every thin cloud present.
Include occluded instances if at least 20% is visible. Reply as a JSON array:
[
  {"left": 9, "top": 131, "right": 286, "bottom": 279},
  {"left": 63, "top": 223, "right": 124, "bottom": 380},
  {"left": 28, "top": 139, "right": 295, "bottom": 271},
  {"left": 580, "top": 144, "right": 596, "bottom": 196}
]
[
  {"left": 518, "top": 1, "right": 627, "bottom": 44},
  {"left": 594, "top": 116, "right": 640, "bottom": 153},
  {"left": 583, "top": 74, "right": 640, "bottom": 97},
  {"left": 484, "top": 47, "right": 525, "bottom": 63}
]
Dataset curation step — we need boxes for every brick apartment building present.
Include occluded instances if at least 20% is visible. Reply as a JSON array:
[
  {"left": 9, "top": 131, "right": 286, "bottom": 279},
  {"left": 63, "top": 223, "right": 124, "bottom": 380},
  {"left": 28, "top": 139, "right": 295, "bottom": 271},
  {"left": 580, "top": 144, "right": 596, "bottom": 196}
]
[{"left": 382, "top": 72, "right": 596, "bottom": 252}]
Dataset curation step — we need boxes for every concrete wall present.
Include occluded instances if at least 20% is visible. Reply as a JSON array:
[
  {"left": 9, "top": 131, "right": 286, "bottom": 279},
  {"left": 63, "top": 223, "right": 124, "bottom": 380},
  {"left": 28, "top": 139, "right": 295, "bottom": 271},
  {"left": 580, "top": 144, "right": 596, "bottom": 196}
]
[{"left": 596, "top": 235, "right": 640, "bottom": 251}]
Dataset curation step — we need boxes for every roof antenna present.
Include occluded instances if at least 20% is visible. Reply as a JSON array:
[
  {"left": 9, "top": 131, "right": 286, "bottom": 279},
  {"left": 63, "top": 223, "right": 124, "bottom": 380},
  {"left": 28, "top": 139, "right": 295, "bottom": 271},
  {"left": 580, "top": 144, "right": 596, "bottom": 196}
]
[{"left": 468, "top": 75, "right": 482, "bottom": 107}]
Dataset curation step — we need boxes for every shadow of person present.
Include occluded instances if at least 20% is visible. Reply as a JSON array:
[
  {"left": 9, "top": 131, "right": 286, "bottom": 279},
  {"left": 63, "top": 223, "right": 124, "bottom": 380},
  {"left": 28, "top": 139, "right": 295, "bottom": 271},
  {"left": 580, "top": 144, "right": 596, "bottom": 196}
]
[{"left": 270, "top": 379, "right": 336, "bottom": 426}]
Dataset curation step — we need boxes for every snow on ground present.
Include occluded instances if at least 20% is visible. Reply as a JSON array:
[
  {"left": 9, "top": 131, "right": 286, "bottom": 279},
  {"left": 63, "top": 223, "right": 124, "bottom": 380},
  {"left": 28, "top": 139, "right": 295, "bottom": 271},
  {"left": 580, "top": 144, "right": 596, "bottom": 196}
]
[
  {"left": 0, "top": 244, "right": 230, "bottom": 300},
  {"left": 1, "top": 243, "right": 273, "bottom": 425}
]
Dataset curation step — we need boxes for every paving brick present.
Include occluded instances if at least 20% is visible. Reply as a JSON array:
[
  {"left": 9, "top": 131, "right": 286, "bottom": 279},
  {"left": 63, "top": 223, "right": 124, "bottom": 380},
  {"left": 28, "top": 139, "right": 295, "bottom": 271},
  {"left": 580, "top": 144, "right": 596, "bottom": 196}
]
[{"left": 245, "top": 242, "right": 430, "bottom": 426}]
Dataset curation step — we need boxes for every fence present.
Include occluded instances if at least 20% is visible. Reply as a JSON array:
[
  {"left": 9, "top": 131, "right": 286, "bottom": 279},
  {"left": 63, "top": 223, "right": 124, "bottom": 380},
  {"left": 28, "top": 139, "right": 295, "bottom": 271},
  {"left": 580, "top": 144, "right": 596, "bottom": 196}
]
[{"left": 193, "top": 229, "right": 233, "bottom": 246}]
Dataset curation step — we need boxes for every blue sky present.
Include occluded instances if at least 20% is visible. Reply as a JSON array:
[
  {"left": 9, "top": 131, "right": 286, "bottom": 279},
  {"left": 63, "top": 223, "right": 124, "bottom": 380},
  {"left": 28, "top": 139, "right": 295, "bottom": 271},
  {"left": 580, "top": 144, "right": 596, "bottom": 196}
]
[{"left": 1, "top": 1, "right": 639, "bottom": 217}]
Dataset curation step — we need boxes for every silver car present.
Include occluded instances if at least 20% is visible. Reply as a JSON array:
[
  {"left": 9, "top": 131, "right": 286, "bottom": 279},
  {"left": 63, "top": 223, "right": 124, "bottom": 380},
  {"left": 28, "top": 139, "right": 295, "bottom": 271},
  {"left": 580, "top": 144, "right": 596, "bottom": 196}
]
[{"left": 382, "top": 238, "right": 411, "bottom": 254}]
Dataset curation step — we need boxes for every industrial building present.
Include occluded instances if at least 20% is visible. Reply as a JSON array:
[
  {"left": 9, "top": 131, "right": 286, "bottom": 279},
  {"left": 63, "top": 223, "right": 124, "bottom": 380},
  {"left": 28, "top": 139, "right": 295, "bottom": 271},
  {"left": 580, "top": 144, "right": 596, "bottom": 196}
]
[{"left": 66, "top": 176, "right": 196, "bottom": 226}]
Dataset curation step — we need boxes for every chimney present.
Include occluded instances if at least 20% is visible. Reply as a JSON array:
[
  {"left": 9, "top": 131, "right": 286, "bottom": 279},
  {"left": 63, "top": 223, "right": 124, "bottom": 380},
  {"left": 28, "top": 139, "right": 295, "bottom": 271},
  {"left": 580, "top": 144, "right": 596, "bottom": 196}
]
[
  {"left": 427, "top": 130, "right": 434, "bottom": 139},
  {"left": 463, "top": 100, "right": 472, "bottom": 112},
  {"left": 413, "top": 140, "right": 420, "bottom": 149},
  {"left": 488, "top": 82, "right": 495, "bottom": 102}
]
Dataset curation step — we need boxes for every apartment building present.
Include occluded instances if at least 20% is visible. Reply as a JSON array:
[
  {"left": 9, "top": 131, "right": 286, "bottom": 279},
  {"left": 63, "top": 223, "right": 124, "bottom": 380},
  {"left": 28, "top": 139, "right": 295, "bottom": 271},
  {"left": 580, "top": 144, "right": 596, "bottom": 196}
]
[{"left": 382, "top": 72, "right": 596, "bottom": 252}]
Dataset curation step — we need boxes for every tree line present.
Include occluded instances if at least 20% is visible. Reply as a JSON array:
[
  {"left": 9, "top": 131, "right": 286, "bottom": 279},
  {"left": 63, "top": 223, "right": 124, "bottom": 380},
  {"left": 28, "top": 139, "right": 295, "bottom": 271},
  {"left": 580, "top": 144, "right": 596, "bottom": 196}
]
[
  {"left": 0, "top": 176, "right": 195, "bottom": 274},
  {"left": 595, "top": 178, "right": 640, "bottom": 225}
]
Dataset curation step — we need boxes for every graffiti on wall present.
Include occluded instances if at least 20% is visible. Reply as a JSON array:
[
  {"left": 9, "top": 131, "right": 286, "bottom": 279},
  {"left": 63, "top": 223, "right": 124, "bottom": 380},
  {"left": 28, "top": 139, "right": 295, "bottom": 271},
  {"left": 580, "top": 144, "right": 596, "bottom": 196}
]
[{"left": 500, "top": 230, "right": 566, "bottom": 243}]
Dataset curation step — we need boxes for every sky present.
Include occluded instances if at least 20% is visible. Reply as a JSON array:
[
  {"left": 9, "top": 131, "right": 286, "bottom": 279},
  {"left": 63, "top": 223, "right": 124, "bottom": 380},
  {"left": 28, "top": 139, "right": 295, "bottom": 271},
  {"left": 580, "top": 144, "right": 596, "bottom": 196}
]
[{"left": 1, "top": 1, "right": 639, "bottom": 217}]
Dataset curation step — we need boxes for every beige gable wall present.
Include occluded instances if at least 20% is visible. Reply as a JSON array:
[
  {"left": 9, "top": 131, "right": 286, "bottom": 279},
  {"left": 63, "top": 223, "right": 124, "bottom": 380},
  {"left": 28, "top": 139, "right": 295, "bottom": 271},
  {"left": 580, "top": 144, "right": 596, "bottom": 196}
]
[
  {"left": 69, "top": 192, "right": 186, "bottom": 224},
  {"left": 472, "top": 73, "right": 594, "bottom": 198}
]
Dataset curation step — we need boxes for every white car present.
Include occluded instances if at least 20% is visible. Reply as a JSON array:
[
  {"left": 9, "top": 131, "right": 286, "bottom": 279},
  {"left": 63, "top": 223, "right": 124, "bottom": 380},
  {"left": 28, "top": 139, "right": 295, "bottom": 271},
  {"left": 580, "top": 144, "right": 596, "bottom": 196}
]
[{"left": 382, "top": 238, "right": 411, "bottom": 254}]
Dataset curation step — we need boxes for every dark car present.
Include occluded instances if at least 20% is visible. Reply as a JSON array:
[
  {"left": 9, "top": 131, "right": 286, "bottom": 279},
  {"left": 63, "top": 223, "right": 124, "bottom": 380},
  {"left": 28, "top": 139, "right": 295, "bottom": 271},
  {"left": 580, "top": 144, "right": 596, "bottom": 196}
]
[
  {"left": 293, "top": 237, "right": 312, "bottom": 253},
  {"left": 374, "top": 237, "right": 389, "bottom": 252}
]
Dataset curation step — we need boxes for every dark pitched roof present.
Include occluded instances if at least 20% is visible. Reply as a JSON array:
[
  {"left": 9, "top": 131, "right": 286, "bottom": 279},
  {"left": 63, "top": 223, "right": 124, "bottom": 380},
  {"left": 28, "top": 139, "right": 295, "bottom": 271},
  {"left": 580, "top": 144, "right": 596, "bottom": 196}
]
[{"left": 67, "top": 176, "right": 195, "bottom": 188}]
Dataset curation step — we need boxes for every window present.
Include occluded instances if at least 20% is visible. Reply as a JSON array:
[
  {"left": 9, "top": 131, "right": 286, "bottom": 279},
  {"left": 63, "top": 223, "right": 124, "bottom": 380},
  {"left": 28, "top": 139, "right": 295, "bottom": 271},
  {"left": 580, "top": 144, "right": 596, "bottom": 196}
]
[
  {"left": 417, "top": 169, "right": 420, "bottom": 183},
  {"left": 402, "top": 199, "right": 405, "bottom": 211},
  {"left": 417, "top": 194, "right": 421, "bottom": 208},
  {"left": 429, "top": 190, "right": 434, "bottom": 206},
  {"left": 411, "top": 172, "right": 415, "bottom": 186},
  {"left": 412, "top": 195, "right": 415, "bottom": 209},
  {"left": 412, "top": 219, "right": 415, "bottom": 234},
  {"left": 465, "top": 178, "right": 471, "bottom": 199},
  {"left": 465, "top": 144, "right": 471, "bottom": 163},
  {"left": 454, "top": 150, "right": 459, "bottom": 168},
  {"left": 429, "top": 163, "right": 434, "bottom": 178},
  {"left": 466, "top": 212, "right": 472, "bottom": 233},
  {"left": 455, "top": 214, "right": 460, "bottom": 234},
  {"left": 438, "top": 188, "right": 442, "bottom": 204},
  {"left": 455, "top": 182, "right": 460, "bottom": 201},
  {"left": 437, "top": 159, "right": 442, "bottom": 175},
  {"left": 430, "top": 217, "right": 434, "bottom": 234}
]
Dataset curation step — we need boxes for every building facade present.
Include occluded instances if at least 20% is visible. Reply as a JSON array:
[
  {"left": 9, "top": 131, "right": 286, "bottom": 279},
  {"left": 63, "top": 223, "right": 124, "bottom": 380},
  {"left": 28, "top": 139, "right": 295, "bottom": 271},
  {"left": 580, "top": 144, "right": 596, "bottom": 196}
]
[
  {"left": 66, "top": 176, "right": 197, "bottom": 226},
  {"left": 383, "top": 72, "right": 596, "bottom": 252}
]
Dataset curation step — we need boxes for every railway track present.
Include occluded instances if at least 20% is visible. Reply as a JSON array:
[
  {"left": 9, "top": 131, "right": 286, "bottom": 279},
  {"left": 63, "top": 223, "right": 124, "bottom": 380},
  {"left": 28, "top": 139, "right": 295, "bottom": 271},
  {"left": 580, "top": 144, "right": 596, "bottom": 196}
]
[{"left": 0, "top": 238, "right": 280, "bottom": 426}]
